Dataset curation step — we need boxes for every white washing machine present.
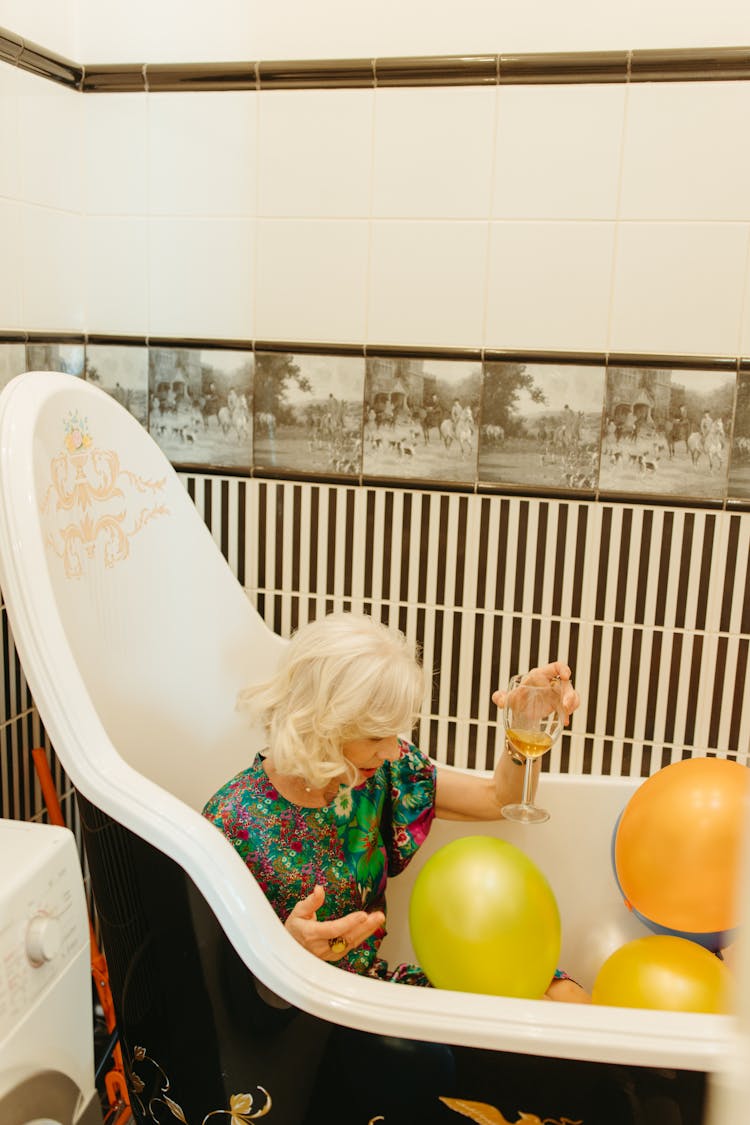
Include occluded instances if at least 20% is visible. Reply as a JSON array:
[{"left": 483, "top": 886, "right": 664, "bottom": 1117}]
[{"left": 0, "top": 818, "right": 102, "bottom": 1125}]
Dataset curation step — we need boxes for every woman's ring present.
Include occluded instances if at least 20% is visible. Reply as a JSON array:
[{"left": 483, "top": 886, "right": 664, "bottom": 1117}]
[{"left": 328, "top": 935, "right": 348, "bottom": 954}]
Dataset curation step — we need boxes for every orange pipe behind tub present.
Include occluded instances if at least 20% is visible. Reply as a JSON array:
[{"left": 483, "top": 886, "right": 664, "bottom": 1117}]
[{"left": 31, "top": 747, "right": 131, "bottom": 1124}]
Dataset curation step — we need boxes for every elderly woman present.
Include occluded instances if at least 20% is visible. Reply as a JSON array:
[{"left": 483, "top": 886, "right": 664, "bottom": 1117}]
[
  {"left": 204, "top": 614, "right": 705, "bottom": 1125},
  {"left": 203, "top": 611, "right": 584, "bottom": 1000}
]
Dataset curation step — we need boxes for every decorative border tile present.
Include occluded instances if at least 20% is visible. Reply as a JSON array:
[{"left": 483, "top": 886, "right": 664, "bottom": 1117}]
[
  {"left": 254, "top": 351, "right": 364, "bottom": 477},
  {"left": 0, "top": 342, "right": 26, "bottom": 393},
  {"left": 147, "top": 345, "right": 253, "bottom": 470},
  {"left": 478, "top": 361, "right": 604, "bottom": 494},
  {"left": 26, "top": 342, "right": 84, "bottom": 377},
  {"left": 597, "top": 366, "right": 734, "bottom": 502},
  {"left": 6, "top": 332, "right": 750, "bottom": 509},
  {"left": 85, "top": 343, "right": 149, "bottom": 427},
  {"left": 362, "top": 356, "right": 481, "bottom": 485},
  {"left": 728, "top": 361, "right": 750, "bottom": 501}
]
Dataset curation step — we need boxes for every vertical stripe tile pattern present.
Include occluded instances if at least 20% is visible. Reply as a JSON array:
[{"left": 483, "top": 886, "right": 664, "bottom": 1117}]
[
  {"left": 3, "top": 479, "right": 750, "bottom": 835},
  {"left": 163, "top": 477, "right": 750, "bottom": 774}
]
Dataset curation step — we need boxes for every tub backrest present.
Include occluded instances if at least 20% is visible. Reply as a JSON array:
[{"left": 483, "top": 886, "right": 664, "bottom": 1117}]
[{"left": 0, "top": 371, "right": 286, "bottom": 809}]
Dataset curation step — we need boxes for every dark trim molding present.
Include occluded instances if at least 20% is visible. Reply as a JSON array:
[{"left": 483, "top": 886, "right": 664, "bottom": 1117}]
[
  {"left": 485, "top": 349, "right": 607, "bottom": 366},
  {"left": 82, "top": 64, "right": 146, "bottom": 92},
  {"left": 0, "top": 28, "right": 22, "bottom": 65},
  {"left": 2, "top": 25, "right": 750, "bottom": 91},
  {"left": 2, "top": 331, "right": 747, "bottom": 372},
  {"left": 0, "top": 30, "right": 81, "bottom": 88},
  {"left": 148, "top": 336, "right": 254, "bottom": 352},
  {"left": 255, "top": 339, "right": 364, "bottom": 357},
  {"left": 375, "top": 55, "right": 498, "bottom": 87},
  {"left": 606, "top": 352, "right": 738, "bottom": 372},
  {"left": 145, "top": 62, "right": 258, "bottom": 92},
  {"left": 365, "top": 343, "right": 483, "bottom": 361},
  {"left": 26, "top": 331, "right": 86, "bottom": 344},
  {"left": 258, "top": 58, "right": 373, "bottom": 90},
  {"left": 630, "top": 46, "right": 750, "bottom": 82},
  {"left": 86, "top": 333, "right": 149, "bottom": 346},
  {"left": 18, "top": 41, "right": 82, "bottom": 87},
  {"left": 498, "top": 50, "right": 629, "bottom": 85}
]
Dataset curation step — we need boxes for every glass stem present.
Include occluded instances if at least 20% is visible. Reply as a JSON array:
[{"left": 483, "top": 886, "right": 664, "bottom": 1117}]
[{"left": 521, "top": 758, "right": 534, "bottom": 806}]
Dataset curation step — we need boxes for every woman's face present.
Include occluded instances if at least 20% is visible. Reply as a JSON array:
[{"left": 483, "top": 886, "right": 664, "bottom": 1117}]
[{"left": 342, "top": 734, "right": 400, "bottom": 782}]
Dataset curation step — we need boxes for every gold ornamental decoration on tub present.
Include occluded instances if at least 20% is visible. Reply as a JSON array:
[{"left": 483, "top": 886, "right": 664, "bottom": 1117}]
[
  {"left": 438, "top": 1104, "right": 582, "bottom": 1124},
  {"left": 41, "top": 410, "right": 169, "bottom": 579},
  {"left": 127, "top": 1044, "right": 272, "bottom": 1123}
]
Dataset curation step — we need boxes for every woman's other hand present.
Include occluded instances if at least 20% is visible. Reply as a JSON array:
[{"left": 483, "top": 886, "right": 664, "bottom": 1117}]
[
  {"left": 492, "top": 662, "right": 580, "bottom": 726},
  {"left": 284, "top": 884, "right": 385, "bottom": 962}
]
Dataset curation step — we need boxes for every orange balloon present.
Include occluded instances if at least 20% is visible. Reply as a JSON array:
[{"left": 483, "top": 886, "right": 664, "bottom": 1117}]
[
  {"left": 592, "top": 935, "right": 731, "bottom": 1014},
  {"left": 615, "top": 757, "right": 750, "bottom": 934}
]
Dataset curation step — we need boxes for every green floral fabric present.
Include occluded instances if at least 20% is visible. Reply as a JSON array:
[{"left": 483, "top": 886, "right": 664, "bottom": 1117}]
[{"left": 203, "top": 739, "right": 436, "bottom": 983}]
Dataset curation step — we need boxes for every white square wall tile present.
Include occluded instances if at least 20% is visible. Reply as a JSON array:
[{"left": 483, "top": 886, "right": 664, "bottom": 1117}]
[
  {"left": 621, "top": 0, "right": 750, "bottom": 50},
  {"left": 485, "top": 221, "right": 615, "bottom": 351},
  {"left": 84, "top": 218, "right": 149, "bottom": 335},
  {"left": 0, "top": 200, "right": 23, "bottom": 328},
  {"left": 732, "top": 235, "right": 750, "bottom": 356},
  {"left": 258, "top": 89, "right": 373, "bottom": 218},
  {"left": 149, "top": 218, "right": 255, "bottom": 339},
  {"left": 84, "top": 95, "right": 148, "bottom": 215},
  {"left": 251, "top": 0, "right": 373, "bottom": 58},
  {"left": 0, "top": 0, "right": 78, "bottom": 58},
  {"left": 0, "top": 65, "right": 21, "bottom": 201},
  {"left": 255, "top": 219, "right": 368, "bottom": 343},
  {"left": 610, "top": 222, "right": 750, "bottom": 356},
  {"left": 368, "top": 220, "right": 488, "bottom": 348},
  {"left": 22, "top": 206, "right": 84, "bottom": 330},
  {"left": 492, "top": 85, "right": 626, "bottom": 220},
  {"left": 620, "top": 82, "right": 750, "bottom": 222},
  {"left": 149, "top": 92, "right": 257, "bottom": 217},
  {"left": 372, "top": 87, "right": 496, "bottom": 219},
  {"left": 78, "top": 0, "right": 255, "bottom": 62},
  {"left": 17, "top": 71, "right": 82, "bottom": 214}
]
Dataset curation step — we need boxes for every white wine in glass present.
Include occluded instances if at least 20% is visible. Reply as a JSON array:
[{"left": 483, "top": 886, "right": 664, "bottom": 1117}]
[{"left": 502, "top": 674, "right": 564, "bottom": 824}]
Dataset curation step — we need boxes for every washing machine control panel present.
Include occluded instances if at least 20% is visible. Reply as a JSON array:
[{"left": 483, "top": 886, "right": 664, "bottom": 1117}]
[{"left": 0, "top": 821, "right": 89, "bottom": 1043}]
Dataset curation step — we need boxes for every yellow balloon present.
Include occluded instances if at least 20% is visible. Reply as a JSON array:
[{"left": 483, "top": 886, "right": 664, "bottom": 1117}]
[
  {"left": 592, "top": 935, "right": 731, "bottom": 1014},
  {"left": 409, "top": 836, "right": 561, "bottom": 998}
]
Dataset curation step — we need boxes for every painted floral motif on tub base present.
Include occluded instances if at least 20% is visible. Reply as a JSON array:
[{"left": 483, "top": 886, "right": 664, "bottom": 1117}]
[
  {"left": 41, "top": 411, "right": 169, "bottom": 579},
  {"left": 438, "top": 1102, "right": 582, "bottom": 1124},
  {"left": 126, "top": 1045, "right": 271, "bottom": 1123}
]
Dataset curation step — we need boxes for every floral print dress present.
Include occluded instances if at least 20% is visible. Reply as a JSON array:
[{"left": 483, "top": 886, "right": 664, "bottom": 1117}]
[{"left": 203, "top": 738, "right": 436, "bottom": 984}]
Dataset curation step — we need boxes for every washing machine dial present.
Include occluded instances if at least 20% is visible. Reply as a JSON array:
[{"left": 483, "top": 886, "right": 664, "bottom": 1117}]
[{"left": 25, "top": 912, "right": 62, "bottom": 966}]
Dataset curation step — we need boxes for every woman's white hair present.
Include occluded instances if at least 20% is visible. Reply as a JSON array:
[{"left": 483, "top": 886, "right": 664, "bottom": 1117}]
[{"left": 238, "top": 612, "right": 425, "bottom": 789}]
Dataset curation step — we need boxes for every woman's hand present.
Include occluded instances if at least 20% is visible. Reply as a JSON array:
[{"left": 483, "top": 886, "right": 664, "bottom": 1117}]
[
  {"left": 284, "top": 884, "right": 384, "bottom": 962},
  {"left": 492, "top": 661, "right": 580, "bottom": 726}
]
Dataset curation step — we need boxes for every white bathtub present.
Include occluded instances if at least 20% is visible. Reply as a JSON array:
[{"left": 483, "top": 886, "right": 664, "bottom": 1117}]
[{"left": 378, "top": 770, "right": 735, "bottom": 1073}]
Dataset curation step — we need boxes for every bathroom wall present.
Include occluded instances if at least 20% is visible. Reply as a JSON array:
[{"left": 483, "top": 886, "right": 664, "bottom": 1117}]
[
  {"left": 76, "top": 58, "right": 750, "bottom": 355},
  {"left": 2, "top": 2, "right": 750, "bottom": 838},
  {"left": 74, "top": 0, "right": 750, "bottom": 59}
]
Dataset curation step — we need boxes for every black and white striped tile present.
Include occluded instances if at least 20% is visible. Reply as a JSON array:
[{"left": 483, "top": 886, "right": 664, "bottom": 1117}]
[
  {"left": 176, "top": 474, "right": 750, "bottom": 776},
  {"left": 2, "top": 475, "right": 748, "bottom": 829}
]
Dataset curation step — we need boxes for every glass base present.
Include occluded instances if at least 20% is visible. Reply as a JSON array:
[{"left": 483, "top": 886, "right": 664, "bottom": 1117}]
[{"left": 501, "top": 802, "right": 550, "bottom": 824}]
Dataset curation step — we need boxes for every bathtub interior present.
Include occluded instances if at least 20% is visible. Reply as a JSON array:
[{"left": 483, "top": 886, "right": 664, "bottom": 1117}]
[{"left": 381, "top": 771, "right": 696, "bottom": 993}]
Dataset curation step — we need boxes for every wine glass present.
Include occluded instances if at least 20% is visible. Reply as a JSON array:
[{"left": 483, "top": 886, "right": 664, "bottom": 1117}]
[{"left": 501, "top": 673, "right": 565, "bottom": 824}]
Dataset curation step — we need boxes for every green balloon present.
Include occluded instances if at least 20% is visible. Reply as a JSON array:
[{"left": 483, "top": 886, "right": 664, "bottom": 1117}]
[{"left": 409, "top": 836, "right": 561, "bottom": 998}]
